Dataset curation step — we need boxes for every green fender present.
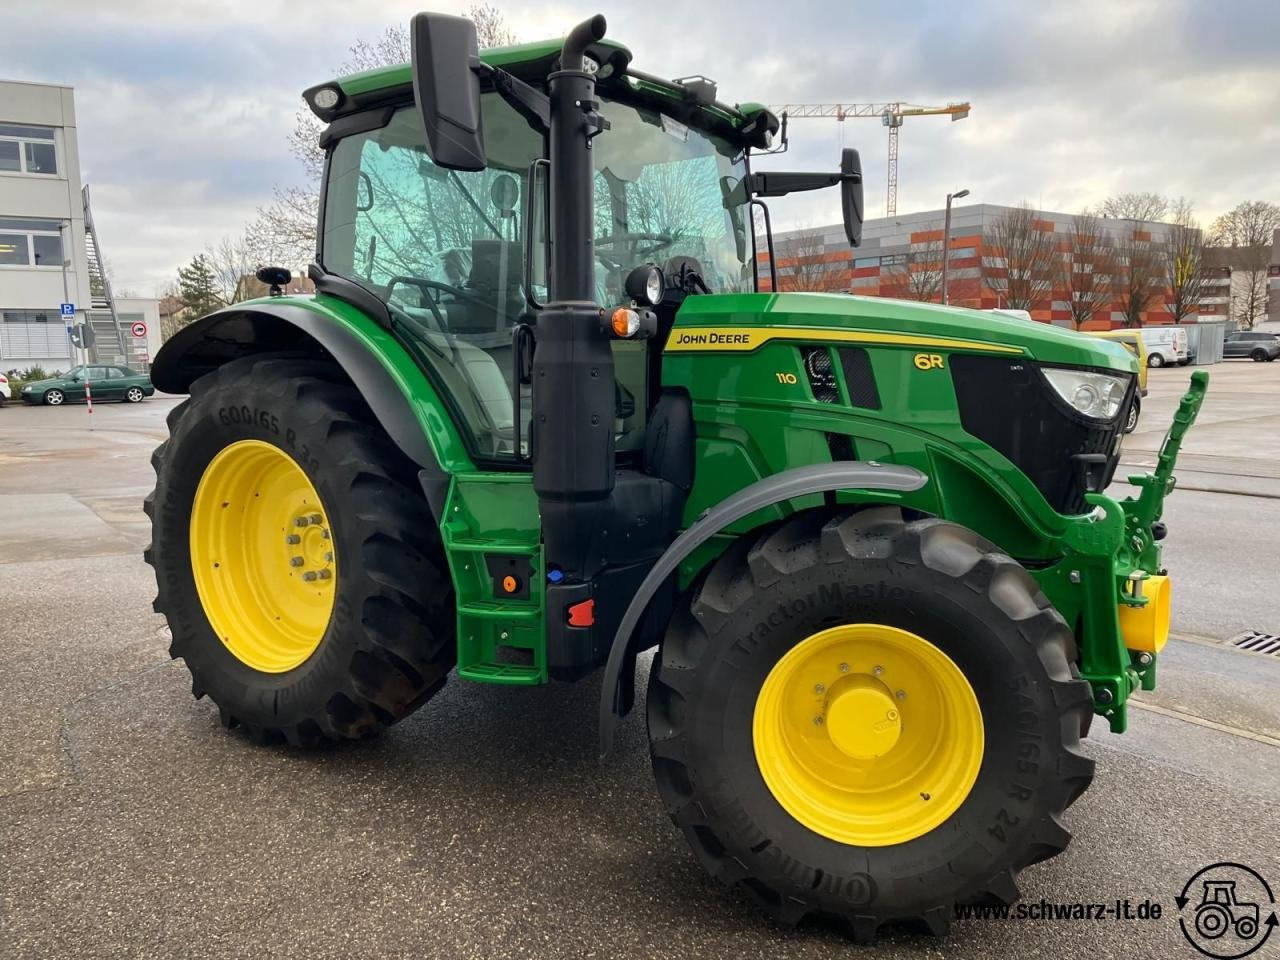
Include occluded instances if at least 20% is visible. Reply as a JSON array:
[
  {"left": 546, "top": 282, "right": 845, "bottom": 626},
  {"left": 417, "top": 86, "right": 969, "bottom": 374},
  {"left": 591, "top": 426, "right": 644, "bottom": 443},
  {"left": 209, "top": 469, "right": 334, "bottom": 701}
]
[
  {"left": 151, "top": 292, "right": 474, "bottom": 510},
  {"left": 597, "top": 460, "right": 929, "bottom": 757}
]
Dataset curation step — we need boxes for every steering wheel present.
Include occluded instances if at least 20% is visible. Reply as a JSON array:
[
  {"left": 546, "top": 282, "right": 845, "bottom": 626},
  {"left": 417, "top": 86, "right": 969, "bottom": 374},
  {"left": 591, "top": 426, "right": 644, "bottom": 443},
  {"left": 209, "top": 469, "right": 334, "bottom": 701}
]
[
  {"left": 593, "top": 232, "right": 678, "bottom": 269},
  {"left": 385, "top": 276, "right": 520, "bottom": 330}
]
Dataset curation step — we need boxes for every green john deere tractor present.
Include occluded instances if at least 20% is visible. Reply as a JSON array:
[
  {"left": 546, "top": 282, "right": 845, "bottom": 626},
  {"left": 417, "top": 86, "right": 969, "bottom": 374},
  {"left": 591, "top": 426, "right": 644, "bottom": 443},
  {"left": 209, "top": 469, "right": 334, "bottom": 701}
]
[{"left": 145, "top": 10, "right": 1208, "bottom": 940}]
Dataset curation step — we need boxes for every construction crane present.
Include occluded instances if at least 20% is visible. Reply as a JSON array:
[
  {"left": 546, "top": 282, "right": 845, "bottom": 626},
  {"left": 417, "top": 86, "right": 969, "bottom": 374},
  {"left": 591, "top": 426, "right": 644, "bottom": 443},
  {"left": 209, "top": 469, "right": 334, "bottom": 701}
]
[{"left": 766, "top": 102, "right": 971, "bottom": 216}]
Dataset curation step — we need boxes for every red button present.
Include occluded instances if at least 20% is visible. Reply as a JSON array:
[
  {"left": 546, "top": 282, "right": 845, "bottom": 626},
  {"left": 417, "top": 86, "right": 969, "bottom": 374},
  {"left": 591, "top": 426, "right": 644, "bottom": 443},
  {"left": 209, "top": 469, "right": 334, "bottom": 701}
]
[{"left": 567, "top": 598, "right": 595, "bottom": 627}]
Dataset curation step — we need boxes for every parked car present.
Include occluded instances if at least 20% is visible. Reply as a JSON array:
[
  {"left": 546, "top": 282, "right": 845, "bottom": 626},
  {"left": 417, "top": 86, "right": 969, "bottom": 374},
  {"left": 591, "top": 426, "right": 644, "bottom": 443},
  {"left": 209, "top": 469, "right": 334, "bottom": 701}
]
[
  {"left": 0, "top": 372, "right": 10, "bottom": 405},
  {"left": 1085, "top": 329, "right": 1148, "bottom": 433},
  {"left": 1223, "top": 331, "right": 1280, "bottom": 362},
  {"left": 20, "top": 365, "right": 154, "bottom": 405},
  {"left": 1138, "top": 326, "right": 1189, "bottom": 367}
]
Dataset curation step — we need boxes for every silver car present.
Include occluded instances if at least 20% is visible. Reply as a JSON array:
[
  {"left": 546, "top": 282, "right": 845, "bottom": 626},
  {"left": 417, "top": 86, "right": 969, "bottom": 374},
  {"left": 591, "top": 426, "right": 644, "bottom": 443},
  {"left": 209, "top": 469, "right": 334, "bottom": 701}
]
[{"left": 1223, "top": 331, "right": 1280, "bottom": 362}]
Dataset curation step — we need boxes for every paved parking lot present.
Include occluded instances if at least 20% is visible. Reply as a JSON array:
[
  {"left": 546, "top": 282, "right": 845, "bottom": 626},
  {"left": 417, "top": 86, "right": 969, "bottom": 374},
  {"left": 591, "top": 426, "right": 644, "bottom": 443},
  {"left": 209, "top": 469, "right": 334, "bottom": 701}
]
[{"left": 2, "top": 362, "right": 1279, "bottom": 959}]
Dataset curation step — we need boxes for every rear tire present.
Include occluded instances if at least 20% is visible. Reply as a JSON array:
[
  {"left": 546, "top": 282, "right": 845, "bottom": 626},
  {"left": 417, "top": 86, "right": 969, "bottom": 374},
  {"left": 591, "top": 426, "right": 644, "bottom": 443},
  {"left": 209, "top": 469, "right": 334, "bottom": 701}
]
[
  {"left": 1251, "top": 349, "right": 1268, "bottom": 362},
  {"left": 125, "top": 386, "right": 145, "bottom": 403},
  {"left": 648, "top": 508, "right": 1095, "bottom": 941},
  {"left": 145, "top": 354, "right": 456, "bottom": 744}
]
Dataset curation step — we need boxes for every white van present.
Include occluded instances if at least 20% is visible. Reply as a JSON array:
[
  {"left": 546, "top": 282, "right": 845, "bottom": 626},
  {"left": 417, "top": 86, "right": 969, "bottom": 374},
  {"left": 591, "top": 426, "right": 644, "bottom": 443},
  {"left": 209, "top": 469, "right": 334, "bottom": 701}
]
[{"left": 1138, "top": 326, "right": 1188, "bottom": 367}]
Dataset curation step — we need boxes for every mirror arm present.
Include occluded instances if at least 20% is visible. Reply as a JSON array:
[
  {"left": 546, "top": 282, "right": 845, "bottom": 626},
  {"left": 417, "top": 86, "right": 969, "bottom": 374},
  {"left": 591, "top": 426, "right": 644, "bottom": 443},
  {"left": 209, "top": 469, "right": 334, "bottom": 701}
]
[
  {"left": 744, "top": 170, "right": 859, "bottom": 198},
  {"left": 473, "top": 60, "right": 550, "bottom": 131}
]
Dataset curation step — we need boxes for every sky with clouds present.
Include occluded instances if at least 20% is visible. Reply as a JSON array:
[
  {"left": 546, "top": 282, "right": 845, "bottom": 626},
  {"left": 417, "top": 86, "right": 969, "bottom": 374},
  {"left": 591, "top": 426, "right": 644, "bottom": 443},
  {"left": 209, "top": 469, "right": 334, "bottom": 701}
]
[{"left": 3, "top": 0, "right": 1278, "bottom": 295}]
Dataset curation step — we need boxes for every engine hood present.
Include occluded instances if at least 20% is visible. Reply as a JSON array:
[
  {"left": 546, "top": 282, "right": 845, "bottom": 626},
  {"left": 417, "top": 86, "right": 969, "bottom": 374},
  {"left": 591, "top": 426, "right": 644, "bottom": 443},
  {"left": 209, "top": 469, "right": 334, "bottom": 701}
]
[{"left": 671, "top": 292, "right": 1138, "bottom": 374}]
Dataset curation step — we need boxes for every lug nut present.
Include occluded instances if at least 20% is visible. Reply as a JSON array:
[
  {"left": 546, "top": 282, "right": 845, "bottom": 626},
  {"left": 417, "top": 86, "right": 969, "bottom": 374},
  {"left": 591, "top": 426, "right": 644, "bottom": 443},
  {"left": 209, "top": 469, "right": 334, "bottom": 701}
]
[
  {"left": 286, "top": 534, "right": 301, "bottom": 544},
  {"left": 324, "top": 552, "right": 334, "bottom": 563},
  {"left": 290, "top": 557, "right": 304, "bottom": 567},
  {"left": 317, "top": 570, "right": 332, "bottom": 580},
  {"left": 838, "top": 663, "right": 849, "bottom": 673},
  {"left": 302, "top": 571, "right": 318, "bottom": 582},
  {"left": 895, "top": 689, "right": 906, "bottom": 700},
  {"left": 873, "top": 665, "right": 884, "bottom": 677},
  {"left": 320, "top": 529, "right": 330, "bottom": 540},
  {"left": 294, "top": 516, "right": 309, "bottom": 528},
  {"left": 814, "top": 683, "right": 826, "bottom": 695},
  {"left": 813, "top": 716, "right": 824, "bottom": 726},
  {"left": 1138, "top": 652, "right": 1153, "bottom": 665},
  {"left": 309, "top": 513, "right": 323, "bottom": 525}
]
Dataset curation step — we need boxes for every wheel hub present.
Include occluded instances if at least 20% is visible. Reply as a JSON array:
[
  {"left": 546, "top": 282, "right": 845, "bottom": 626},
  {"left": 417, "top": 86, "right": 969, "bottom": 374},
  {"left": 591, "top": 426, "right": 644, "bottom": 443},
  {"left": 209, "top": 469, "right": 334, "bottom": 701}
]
[
  {"left": 823, "top": 676, "right": 902, "bottom": 760},
  {"left": 752, "top": 623, "right": 984, "bottom": 847},
  {"left": 189, "top": 439, "right": 336, "bottom": 673}
]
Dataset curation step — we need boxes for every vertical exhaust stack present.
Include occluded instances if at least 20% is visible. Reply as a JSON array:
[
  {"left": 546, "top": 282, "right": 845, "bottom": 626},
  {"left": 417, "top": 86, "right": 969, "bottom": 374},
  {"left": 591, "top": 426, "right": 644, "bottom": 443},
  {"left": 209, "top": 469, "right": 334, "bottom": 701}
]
[{"left": 531, "top": 15, "right": 616, "bottom": 583}]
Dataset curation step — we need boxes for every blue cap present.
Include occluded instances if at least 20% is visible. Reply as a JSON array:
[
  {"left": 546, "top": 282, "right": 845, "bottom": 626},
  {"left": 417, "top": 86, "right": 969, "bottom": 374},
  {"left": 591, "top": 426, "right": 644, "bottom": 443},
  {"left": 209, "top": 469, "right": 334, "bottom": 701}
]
[{"left": 547, "top": 567, "right": 565, "bottom": 584}]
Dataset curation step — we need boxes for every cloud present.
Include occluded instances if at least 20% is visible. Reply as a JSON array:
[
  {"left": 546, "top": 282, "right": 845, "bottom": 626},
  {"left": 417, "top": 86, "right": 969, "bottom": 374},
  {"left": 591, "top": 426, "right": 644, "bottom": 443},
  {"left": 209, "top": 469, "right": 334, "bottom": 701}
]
[{"left": 2, "top": 0, "right": 1277, "bottom": 293}]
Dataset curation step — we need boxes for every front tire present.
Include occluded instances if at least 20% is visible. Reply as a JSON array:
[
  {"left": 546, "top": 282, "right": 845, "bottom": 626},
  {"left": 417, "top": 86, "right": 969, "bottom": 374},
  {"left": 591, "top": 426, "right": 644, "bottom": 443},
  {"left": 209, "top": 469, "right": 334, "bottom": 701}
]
[
  {"left": 1124, "top": 398, "right": 1140, "bottom": 434},
  {"left": 44, "top": 389, "right": 65, "bottom": 405},
  {"left": 648, "top": 508, "right": 1095, "bottom": 940},
  {"left": 1147, "top": 353, "right": 1165, "bottom": 368},
  {"left": 145, "top": 355, "right": 456, "bottom": 744}
]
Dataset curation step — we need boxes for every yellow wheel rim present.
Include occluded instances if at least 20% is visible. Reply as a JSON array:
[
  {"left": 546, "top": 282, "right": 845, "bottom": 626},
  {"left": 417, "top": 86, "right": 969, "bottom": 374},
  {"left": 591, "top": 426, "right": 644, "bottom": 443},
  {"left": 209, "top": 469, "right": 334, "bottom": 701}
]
[
  {"left": 189, "top": 439, "right": 337, "bottom": 673},
  {"left": 752, "top": 624, "right": 983, "bottom": 846}
]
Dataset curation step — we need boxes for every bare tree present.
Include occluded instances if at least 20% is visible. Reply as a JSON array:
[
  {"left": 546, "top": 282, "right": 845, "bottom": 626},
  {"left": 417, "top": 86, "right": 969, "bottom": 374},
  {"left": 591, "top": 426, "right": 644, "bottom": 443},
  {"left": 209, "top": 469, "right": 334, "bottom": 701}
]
[
  {"left": 1116, "top": 223, "right": 1164, "bottom": 327},
  {"left": 248, "top": 4, "right": 519, "bottom": 269},
  {"left": 883, "top": 224, "right": 944, "bottom": 302},
  {"left": 1163, "top": 198, "right": 1205, "bottom": 325},
  {"left": 985, "top": 204, "right": 1056, "bottom": 311},
  {"left": 205, "top": 234, "right": 258, "bottom": 305},
  {"left": 1059, "top": 211, "right": 1115, "bottom": 329},
  {"left": 778, "top": 225, "right": 845, "bottom": 292},
  {"left": 1100, "top": 192, "right": 1170, "bottom": 223},
  {"left": 1209, "top": 200, "right": 1280, "bottom": 329}
]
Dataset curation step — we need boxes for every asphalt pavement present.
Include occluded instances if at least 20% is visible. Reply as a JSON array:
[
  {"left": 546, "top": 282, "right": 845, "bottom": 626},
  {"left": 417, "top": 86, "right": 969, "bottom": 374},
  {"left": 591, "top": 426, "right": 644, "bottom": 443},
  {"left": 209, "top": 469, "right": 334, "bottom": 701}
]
[{"left": 2, "top": 361, "right": 1279, "bottom": 959}]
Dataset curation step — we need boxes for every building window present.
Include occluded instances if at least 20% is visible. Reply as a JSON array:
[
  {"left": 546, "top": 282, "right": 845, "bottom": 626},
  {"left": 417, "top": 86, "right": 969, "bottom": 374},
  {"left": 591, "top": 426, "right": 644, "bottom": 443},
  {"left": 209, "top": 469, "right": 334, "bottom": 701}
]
[
  {"left": 0, "top": 218, "right": 63, "bottom": 268},
  {"left": 0, "top": 124, "right": 58, "bottom": 176},
  {"left": 853, "top": 256, "right": 879, "bottom": 268},
  {"left": 880, "top": 254, "right": 906, "bottom": 267},
  {"left": 0, "top": 234, "right": 30, "bottom": 266},
  {"left": 0, "top": 309, "right": 71, "bottom": 361}
]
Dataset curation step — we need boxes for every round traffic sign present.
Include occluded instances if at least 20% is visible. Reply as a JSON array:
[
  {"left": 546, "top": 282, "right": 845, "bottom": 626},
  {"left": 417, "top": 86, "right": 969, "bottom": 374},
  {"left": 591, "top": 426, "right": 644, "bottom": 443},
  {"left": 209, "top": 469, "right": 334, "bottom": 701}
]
[{"left": 130, "top": 321, "right": 148, "bottom": 338}]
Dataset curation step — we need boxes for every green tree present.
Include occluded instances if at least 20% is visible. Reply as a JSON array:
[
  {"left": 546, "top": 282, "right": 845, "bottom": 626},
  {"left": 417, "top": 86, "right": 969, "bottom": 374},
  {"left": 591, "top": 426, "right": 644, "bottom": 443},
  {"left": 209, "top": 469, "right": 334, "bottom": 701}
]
[{"left": 177, "top": 254, "right": 224, "bottom": 319}]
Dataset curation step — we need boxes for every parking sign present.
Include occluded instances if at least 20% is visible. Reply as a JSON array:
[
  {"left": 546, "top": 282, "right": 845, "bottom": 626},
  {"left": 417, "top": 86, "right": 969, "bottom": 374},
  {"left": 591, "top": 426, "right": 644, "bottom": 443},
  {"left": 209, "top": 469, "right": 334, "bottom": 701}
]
[{"left": 60, "top": 302, "right": 75, "bottom": 318}]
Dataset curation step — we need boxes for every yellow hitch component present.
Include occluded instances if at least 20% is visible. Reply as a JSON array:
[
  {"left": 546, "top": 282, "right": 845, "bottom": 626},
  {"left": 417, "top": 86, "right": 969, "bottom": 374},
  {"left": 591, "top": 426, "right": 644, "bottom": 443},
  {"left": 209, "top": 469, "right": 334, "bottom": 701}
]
[{"left": 1119, "top": 574, "right": 1171, "bottom": 653}]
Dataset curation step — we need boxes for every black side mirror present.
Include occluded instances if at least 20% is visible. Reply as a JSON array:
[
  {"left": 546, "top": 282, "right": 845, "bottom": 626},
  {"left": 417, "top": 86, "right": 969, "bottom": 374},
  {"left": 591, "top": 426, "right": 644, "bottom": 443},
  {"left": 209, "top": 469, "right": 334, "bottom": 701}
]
[
  {"left": 840, "top": 148, "right": 864, "bottom": 248},
  {"left": 411, "top": 12, "right": 486, "bottom": 171}
]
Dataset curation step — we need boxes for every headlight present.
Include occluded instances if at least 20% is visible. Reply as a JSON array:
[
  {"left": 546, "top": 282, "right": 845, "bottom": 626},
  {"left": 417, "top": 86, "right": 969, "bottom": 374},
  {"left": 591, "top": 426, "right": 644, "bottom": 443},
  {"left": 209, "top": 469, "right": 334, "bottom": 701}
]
[
  {"left": 1041, "top": 367, "right": 1128, "bottom": 421},
  {"left": 310, "top": 86, "right": 341, "bottom": 110},
  {"left": 624, "top": 264, "right": 664, "bottom": 306}
]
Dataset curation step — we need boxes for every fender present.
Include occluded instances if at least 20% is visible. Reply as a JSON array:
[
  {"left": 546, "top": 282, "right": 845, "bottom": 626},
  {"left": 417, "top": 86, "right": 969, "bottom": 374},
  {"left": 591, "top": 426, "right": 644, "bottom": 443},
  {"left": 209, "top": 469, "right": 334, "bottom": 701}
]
[
  {"left": 151, "top": 294, "right": 472, "bottom": 513},
  {"left": 597, "top": 460, "right": 928, "bottom": 757}
]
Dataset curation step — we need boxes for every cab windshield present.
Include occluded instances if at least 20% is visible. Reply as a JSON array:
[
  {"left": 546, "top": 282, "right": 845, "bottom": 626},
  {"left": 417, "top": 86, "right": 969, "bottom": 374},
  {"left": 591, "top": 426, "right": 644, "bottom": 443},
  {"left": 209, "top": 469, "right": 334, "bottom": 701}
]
[{"left": 320, "top": 91, "right": 751, "bottom": 462}]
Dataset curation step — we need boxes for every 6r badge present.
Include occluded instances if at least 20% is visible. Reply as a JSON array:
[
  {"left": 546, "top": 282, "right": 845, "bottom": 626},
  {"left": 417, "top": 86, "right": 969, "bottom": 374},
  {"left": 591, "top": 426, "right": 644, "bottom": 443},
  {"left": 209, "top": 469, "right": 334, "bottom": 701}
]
[
  {"left": 913, "top": 353, "right": 945, "bottom": 370},
  {"left": 1177, "top": 862, "right": 1277, "bottom": 959}
]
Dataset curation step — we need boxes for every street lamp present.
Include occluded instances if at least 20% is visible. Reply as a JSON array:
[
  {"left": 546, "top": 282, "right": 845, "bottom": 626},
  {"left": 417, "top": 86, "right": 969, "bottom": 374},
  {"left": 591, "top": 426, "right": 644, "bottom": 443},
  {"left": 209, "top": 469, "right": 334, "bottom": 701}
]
[{"left": 941, "top": 188, "right": 970, "bottom": 305}]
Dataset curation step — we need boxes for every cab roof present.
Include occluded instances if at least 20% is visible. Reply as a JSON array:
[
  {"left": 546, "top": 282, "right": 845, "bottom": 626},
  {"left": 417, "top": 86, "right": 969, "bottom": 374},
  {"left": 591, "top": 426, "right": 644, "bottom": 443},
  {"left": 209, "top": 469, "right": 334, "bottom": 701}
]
[{"left": 323, "top": 36, "right": 769, "bottom": 136}]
